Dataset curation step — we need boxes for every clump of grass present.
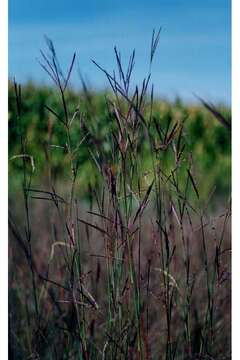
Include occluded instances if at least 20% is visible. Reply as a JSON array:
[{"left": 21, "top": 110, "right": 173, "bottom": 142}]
[{"left": 9, "top": 30, "right": 231, "bottom": 359}]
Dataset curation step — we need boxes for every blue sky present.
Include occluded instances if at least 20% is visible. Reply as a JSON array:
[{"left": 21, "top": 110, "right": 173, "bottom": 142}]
[{"left": 9, "top": 0, "right": 231, "bottom": 104}]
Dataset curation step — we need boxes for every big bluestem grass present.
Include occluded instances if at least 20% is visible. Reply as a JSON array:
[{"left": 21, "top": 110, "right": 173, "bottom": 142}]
[{"left": 9, "top": 31, "right": 231, "bottom": 360}]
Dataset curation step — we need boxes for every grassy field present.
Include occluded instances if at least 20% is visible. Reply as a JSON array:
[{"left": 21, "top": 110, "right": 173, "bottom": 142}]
[{"left": 9, "top": 37, "right": 231, "bottom": 359}]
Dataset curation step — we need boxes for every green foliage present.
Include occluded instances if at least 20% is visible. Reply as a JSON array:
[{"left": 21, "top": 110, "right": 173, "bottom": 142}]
[{"left": 9, "top": 81, "right": 231, "bottom": 202}]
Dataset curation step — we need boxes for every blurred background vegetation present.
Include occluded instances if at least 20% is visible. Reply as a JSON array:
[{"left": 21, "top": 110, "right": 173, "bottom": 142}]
[{"left": 9, "top": 81, "right": 231, "bottom": 206}]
